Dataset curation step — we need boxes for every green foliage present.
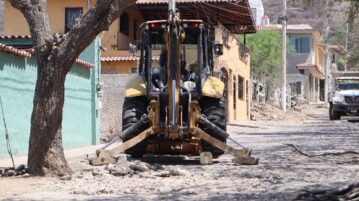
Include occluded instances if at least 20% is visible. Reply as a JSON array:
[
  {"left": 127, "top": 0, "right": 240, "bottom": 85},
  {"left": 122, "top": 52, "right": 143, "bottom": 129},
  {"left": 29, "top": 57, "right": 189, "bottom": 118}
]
[
  {"left": 328, "top": 27, "right": 346, "bottom": 45},
  {"left": 238, "top": 30, "right": 284, "bottom": 95},
  {"left": 239, "top": 30, "right": 282, "bottom": 79}
]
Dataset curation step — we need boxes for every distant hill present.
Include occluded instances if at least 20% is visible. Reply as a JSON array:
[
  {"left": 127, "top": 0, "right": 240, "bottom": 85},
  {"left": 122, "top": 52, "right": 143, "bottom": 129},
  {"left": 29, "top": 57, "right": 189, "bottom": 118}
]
[{"left": 261, "top": 0, "right": 349, "bottom": 30}]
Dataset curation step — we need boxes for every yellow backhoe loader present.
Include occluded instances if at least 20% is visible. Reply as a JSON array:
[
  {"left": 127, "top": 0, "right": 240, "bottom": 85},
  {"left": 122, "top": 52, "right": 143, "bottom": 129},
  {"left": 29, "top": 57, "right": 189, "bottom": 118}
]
[{"left": 90, "top": 0, "right": 258, "bottom": 166}]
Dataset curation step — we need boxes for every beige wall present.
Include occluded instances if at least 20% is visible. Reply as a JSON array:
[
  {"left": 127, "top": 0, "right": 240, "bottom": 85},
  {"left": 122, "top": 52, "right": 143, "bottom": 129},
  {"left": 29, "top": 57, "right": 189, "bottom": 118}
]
[
  {"left": 102, "top": 60, "right": 160, "bottom": 74},
  {"left": 214, "top": 25, "right": 251, "bottom": 122},
  {"left": 101, "top": 6, "right": 145, "bottom": 57},
  {"left": 4, "top": 0, "right": 96, "bottom": 35},
  {"left": 102, "top": 61, "right": 137, "bottom": 74}
]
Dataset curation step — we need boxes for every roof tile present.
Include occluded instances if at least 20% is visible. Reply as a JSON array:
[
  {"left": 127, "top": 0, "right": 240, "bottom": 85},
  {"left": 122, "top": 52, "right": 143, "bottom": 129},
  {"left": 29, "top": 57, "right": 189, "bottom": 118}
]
[
  {"left": 0, "top": 43, "right": 32, "bottom": 57},
  {"left": 101, "top": 56, "right": 160, "bottom": 62}
]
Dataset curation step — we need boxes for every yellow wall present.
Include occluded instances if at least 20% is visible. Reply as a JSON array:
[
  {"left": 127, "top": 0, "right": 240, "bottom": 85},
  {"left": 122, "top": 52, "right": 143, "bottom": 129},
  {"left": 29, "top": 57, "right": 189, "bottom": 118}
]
[
  {"left": 101, "top": 6, "right": 145, "bottom": 57},
  {"left": 4, "top": 0, "right": 144, "bottom": 75},
  {"left": 102, "top": 60, "right": 160, "bottom": 74},
  {"left": 102, "top": 61, "right": 137, "bottom": 74},
  {"left": 4, "top": 0, "right": 96, "bottom": 35},
  {"left": 214, "top": 25, "right": 251, "bottom": 122}
]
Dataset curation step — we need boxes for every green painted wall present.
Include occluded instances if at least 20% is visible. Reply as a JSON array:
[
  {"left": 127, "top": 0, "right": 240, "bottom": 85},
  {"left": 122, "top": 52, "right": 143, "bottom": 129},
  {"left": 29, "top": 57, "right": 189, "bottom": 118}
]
[{"left": 0, "top": 38, "right": 100, "bottom": 159}]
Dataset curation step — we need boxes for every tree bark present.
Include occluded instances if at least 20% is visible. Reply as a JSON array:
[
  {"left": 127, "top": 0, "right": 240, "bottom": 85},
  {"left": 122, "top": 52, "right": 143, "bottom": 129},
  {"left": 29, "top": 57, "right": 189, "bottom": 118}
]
[
  {"left": 28, "top": 59, "right": 71, "bottom": 176},
  {"left": 10, "top": 0, "right": 135, "bottom": 176}
]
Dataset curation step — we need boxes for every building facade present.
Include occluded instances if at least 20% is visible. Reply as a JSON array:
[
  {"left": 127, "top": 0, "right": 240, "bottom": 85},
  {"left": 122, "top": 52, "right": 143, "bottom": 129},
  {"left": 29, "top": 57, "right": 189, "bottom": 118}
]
[
  {"left": 257, "top": 24, "right": 325, "bottom": 103},
  {"left": 0, "top": 39, "right": 101, "bottom": 158},
  {"left": 1, "top": 0, "right": 256, "bottom": 144},
  {"left": 100, "top": 0, "right": 255, "bottom": 124},
  {"left": 0, "top": 0, "right": 102, "bottom": 158}
]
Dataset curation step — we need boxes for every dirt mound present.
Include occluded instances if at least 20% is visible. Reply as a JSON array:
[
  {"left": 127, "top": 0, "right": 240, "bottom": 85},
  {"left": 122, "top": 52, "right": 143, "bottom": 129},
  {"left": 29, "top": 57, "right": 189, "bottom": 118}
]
[{"left": 250, "top": 103, "right": 309, "bottom": 121}]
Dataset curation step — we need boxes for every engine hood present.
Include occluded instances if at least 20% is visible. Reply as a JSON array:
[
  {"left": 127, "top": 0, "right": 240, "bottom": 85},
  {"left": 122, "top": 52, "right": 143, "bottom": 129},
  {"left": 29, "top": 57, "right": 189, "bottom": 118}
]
[{"left": 337, "top": 90, "right": 359, "bottom": 96}]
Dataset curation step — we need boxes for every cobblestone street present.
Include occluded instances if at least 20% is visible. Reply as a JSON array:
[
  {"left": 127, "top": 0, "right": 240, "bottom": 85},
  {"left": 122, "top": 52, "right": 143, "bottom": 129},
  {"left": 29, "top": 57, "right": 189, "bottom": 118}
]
[{"left": 1, "top": 106, "right": 359, "bottom": 200}]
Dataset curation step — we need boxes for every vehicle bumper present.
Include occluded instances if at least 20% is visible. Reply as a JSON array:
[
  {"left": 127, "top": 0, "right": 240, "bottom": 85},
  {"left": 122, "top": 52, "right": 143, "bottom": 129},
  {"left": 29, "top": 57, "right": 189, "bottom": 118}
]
[{"left": 333, "top": 103, "right": 359, "bottom": 115}]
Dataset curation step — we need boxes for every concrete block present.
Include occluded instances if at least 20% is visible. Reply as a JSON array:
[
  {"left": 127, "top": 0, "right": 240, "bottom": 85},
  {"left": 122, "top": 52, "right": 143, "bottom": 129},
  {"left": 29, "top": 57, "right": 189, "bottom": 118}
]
[{"left": 200, "top": 152, "right": 213, "bottom": 165}]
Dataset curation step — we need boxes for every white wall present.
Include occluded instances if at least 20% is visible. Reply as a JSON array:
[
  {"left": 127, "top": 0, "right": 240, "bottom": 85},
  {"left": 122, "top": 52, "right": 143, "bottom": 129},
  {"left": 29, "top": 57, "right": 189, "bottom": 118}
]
[{"left": 249, "top": 0, "right": 264, "bottom": 25}]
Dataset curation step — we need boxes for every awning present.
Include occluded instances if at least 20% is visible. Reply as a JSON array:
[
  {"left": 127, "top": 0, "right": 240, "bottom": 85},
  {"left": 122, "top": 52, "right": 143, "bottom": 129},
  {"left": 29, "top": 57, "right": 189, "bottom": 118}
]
[
  {"left": 136, "top": 0, "right": 256, "bottom": 34},
  {"left": 297, "top": 63, "right": 324, "bottom": 78}
]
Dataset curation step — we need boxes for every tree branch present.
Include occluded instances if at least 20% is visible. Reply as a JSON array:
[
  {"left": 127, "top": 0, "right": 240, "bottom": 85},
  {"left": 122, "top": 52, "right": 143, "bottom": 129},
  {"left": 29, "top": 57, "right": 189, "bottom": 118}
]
[
  {"left": 58, "top": 0, "right": 136, "bottom": 73},
  {"left": 284, "top": 143, "right": 359, "bottom": 157},
  {"left": 293, "top": 182, "right": 359, "bottom": 201},
  {"left": 10, "top": 0, "right": 52, "bottom": 54}
]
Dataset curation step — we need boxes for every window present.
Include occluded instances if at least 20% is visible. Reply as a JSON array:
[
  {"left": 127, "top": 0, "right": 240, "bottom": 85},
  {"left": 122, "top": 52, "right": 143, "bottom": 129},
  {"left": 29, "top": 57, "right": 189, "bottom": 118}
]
[
  {"left": 296, "top": 81, "right": 302, "bottom": 94},
  {"left": 65, "top": 8, "right": 83, "bottom": 33},
  {"left": 233, "top": 76, "right": 236, "bottom": 110},
  {"left": 238, "top": 76, "right": 244, "bottom": 100},
  {"left": 120, "top": 12, "right": 129, "bottom": 36},
  {"left": 332, "top": 54, "right": 336, "bottom": 64},
  {"left": 299, "top": 69, "right": 305, "bottom": 74},
  {"left": 290, "top": 36, "right": 311, "bottom": 53},
  {"left": 133, "top": 19, "right": 137, "bottom": 41},
  {"left": 131, "top": 68, "right": 137, "bottom": 74}
]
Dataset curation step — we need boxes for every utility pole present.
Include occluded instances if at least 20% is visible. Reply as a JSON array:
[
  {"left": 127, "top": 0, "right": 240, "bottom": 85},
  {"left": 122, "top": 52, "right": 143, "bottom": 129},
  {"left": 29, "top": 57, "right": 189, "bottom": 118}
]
[
  {"left": 345, "top": 22, "right": 349, "bottom": 71},
  {"left": 324, "top": 0, "right": 330, "bottom": 108},
  {"left": 169, "top": 0, "right": 175, "bottom": 12},
  {"left": 281, "top": 0, "right": 287, "bottom": 112}
]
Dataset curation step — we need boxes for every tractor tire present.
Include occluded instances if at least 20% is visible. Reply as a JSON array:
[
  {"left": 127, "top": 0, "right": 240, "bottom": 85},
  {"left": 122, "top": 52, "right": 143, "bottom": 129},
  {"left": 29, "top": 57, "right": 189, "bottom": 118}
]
[
  {"left": 122, "top": 96, "right": 149, "bottom": 158},
  {"left": 329, "top": 103, "right": 341, "bottom": 120},
  {"left": 199, "top": 96, "right": 227, "bottom": 158}
]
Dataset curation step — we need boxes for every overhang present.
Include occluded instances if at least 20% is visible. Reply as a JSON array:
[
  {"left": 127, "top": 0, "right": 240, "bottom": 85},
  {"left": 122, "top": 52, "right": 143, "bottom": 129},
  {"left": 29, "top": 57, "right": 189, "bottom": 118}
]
[
  {"left": 297, "top": 63, "right": 324, "bottom": 78},
  {"left": 136, "top": 0, "right": 256, "bottom": 34}
]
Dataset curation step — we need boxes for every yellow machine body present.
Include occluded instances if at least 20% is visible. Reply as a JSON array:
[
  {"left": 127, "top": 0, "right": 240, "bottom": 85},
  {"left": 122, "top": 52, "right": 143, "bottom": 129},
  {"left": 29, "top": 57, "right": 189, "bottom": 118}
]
[
  {"left": 125, "top": 75, "right": 147, "bottom": 97},
  {"left": 201, "top": 76, "right": 225, "bottom": 99}
]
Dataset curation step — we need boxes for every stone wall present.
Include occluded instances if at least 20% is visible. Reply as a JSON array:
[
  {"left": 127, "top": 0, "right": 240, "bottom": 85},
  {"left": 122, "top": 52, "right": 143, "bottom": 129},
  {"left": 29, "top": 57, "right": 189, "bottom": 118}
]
[{"left": 100, "top": 74, "right": 135, "bottom": 141}]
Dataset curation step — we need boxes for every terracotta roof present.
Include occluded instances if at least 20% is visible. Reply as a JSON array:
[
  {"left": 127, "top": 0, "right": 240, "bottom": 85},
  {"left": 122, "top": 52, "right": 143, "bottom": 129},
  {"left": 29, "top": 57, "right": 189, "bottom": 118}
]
[
  {"left": 0, "top": 43, "right": 32, "bottom": 57},
  {"left": 136, "top": 0, "right": 256, "bottom": 34},
  {"left": 101, "top": 56, "right": 160, "bottom": 62},
  {"left": 25, "top": 48, "right": 94, "bottom": 68},
  {"left": 296, "top": 63, "right": 324, "bottom": 77},
  {"left": 297, "top": 63, "right": 317, "bottom": 68},
  {"left": 137, "top": 0, "right": 235, "bottom": 4},
  {"left": 0, "top": 35, "right": 32, "bottom": 39},
  {"left": 0, "top": 44, "right": 94, "bottom": 68},
  {"left": 256, "top": 24, "right": 282, "bottom": 30},
  {"left": 256, "top": 24, "right": 313, "bottom": 31},
  {"left": 74, "top": 59, "right": 95, "bottom": 68}
]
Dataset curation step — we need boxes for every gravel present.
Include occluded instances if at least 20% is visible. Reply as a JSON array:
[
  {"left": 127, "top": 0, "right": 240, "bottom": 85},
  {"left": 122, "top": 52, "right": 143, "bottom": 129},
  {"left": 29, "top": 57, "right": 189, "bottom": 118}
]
[{"left": 1, "top": 105, "right": 359, "bottom": 200}]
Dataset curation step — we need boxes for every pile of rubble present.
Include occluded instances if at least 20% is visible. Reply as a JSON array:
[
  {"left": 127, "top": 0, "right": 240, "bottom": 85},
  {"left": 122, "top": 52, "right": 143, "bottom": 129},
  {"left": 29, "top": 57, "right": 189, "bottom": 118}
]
[
  {"left": 250, "top": 103, "right": 308, "bottom": 121},
  {"left": 0, "top": 164, "right": 27, "bottom": 177},
  {"left": 250, "top": 103, "right": 286, "bottom": 121},
  {"left": 64, "top": 156, "right": 189, "bottom": 182}
]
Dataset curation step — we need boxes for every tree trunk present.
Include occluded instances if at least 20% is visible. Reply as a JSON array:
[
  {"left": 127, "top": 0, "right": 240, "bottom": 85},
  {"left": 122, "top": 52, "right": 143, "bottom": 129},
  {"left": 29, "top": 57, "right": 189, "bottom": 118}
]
[
  {"left": 10, "top": 0, "right": 136, "bottom": 176},
  {"left": 27, "top": 58, "right": 71, "bottom": 176}
]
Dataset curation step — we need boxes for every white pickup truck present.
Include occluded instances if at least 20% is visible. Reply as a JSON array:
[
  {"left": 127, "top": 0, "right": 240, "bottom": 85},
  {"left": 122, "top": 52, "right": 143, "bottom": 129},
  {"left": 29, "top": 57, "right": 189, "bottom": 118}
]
[{"left": 329, "top": 72, "right": 359, "bottom": 120}]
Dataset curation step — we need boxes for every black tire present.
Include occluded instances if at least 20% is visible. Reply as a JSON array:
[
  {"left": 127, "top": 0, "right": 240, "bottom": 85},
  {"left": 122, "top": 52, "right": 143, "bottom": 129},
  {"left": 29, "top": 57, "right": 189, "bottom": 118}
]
[
  {"left": 122, "top": 96, "right": 149, "bottom": 158},
  {"left": 329, "top": 103, "right": 341, "bottom": 120},
  {"left": 199, "top": 96, "right": 227, "bottom": 157}
]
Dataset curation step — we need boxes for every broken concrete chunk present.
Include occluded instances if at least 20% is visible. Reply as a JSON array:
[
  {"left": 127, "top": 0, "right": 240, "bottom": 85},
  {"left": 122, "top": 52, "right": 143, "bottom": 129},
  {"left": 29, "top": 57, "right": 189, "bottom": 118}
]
[
  {"left": 129, "top": 161, "right": 150, "bottom": 172},
  {"left": 200, "top": 152, "right": 213, "bottom": 165},
  {"left": 109, "top": 166, "right": 133, "bottom": 176},
  {"left": 15, "top": 164, "right": 26, "bottom": 172},
  {"left": 59, "top": 175, "right": 72, "bottom": 181}
]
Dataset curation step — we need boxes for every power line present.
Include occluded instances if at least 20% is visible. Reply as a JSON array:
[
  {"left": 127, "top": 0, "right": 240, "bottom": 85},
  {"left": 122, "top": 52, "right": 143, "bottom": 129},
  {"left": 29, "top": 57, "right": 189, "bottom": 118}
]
[{"left": 0, "top": 96, "right": 15, "bottom": 169}]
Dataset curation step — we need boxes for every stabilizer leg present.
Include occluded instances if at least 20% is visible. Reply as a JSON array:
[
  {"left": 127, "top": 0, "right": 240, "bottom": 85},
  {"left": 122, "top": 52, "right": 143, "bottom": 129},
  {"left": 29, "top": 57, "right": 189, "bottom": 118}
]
[
  {"left": 192, "top": 127, "right": 259, "bottom": 165},
  {"left": 89, "top": 128, "right": 154, "bottom": 166}
]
